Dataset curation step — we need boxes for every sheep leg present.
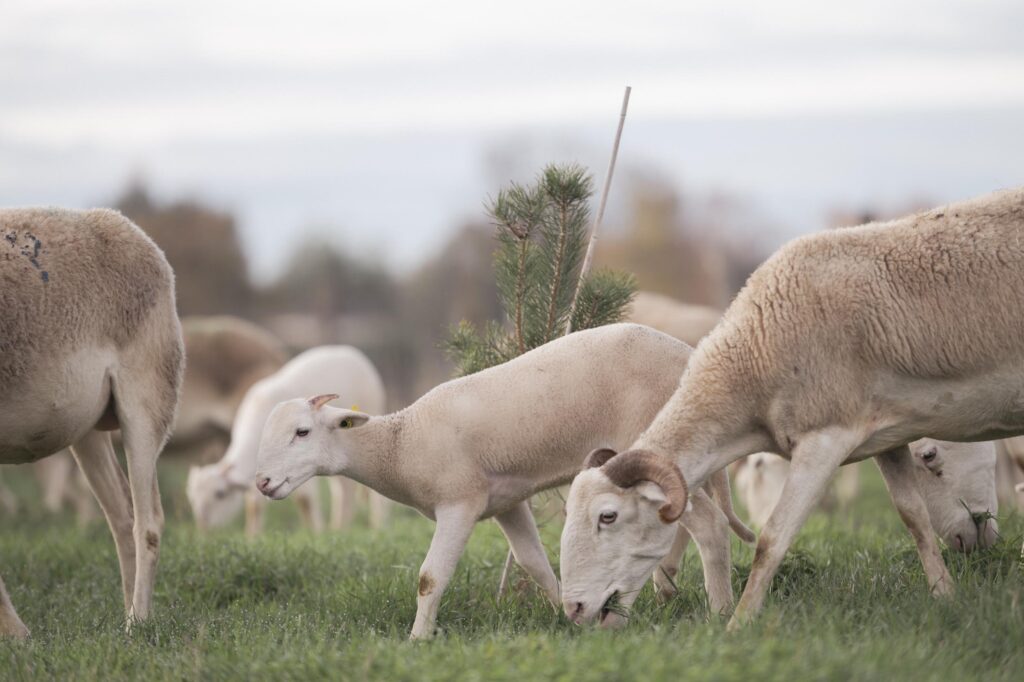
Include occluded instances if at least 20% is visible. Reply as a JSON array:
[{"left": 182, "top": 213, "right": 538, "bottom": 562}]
[
  {"left": 493, "top": 501, "right": 560, "bottom": 607},
  {"left": 32, "top": 450, "right": 73, "bottom": 514},
  {"left": 729, "top": 428, "right": 859, "bottom": 630},
  {"left": 0, "top": 476, "right": 18, "bottom": 515},
  {"left": 244, "top": 488, "right": 266, "bottom": 537},
  {"left": 874, "top": 446, "right": 954, "bottom": 596},
  {"left": 411, "top": 504, "right": 480, "bottom": 640},
  {"left": 683, "top": 488, "right": 734, "bottom": 615},
  {"left": 327, "top": 477, "right": 356, "bottom": 530},
  {"left": 652, "top": 524, "right": 691, "bottom": 602},
  {"left": 294, "top": 479, "right": 324, "bottom": 533},
  {"left": 70, "top": 430, "right": 137, "bottom": 612},
  {"left": 0, "top": 574, "right": 29, "bottom": 639},
  {"left": 119, "top": 416, "right": 165, "bottom": 625}
]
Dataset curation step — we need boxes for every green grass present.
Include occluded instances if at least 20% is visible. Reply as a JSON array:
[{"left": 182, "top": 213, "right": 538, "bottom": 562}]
[{"left": 1, "top": 461, "right": 1022, "bottom": 681}]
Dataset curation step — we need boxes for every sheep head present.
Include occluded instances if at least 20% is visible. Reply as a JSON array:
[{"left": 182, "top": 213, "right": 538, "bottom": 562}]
[
  {"left": 559, "top": 448, "right": 688, "bottom": 628},
  {"left": 254, "top": 396, "right": 371, "bottom": 500}
]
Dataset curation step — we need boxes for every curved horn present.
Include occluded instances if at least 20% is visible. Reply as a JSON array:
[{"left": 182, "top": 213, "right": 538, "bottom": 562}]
[
  {"left": 309, "top": 394, "right": 339, "bottom": 410},
  {"left": 601, "top": 449, "right": 688, "bottom": 523},
  {"left": 583, "top": 447, "right": 618, "bottom": 469}
]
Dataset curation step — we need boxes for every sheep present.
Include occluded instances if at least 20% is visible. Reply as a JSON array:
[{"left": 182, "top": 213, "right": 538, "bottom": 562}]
[
  {"left": 627, "top": 291, "right": 722, "bottom": 346},
  {"left": 559, "top": 188, "right": 1023, "bottom": 630},
  {"left": 254, "top": 323, "right": 755, "bottom": 639},
  {"left": 6, "top": 315, "right": 287, "bottom": 526},
  {"left": 174, "top": 316, "right": 289, "bottom": 451},
  {"left": 994, "top": 436, "right": 1024, "bottom": 510},
  {"left": 733, "top": 441, "right": 998, "bottom": 547},
  {"left": 0, "top": 207, "right": 183, "bottom": 638},
  {"left": 186, "top": 345, "right": 391, "bottom": 534}
]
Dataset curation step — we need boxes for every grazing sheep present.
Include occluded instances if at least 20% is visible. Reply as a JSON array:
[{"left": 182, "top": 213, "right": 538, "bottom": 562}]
[
  {"left": 627, "top": 291, "right": 722, "bottom": 346},
  {"left": 559, "top": 188, "right": 1023, "bottom": 630},
  {"left": 175, "top": 316, "right": 288, "bottom": 450},
  {"left": 0, "top": 208, "right": 183, "bottom": 638},
  {"left": 733, "top": 441, "right": 998, "bottom": 547},
  {"left": 254, "top": 324, "right": 754, "bottom": 639},
  {"left": 187, "top": 345, "right": 390, "bottom": 534}
]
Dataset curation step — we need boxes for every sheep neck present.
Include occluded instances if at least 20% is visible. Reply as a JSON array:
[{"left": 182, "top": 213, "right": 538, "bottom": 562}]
[{"left": 337, "top": 412, "right": 408, "bottom": 504}]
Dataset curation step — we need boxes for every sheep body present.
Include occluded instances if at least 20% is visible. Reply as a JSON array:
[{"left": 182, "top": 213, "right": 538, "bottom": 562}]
[
  {"left": 255, "top": 323, "right": 753, "bottom": 638},
  {"left": 0, "top": 208, "right": 183, "bottom": 637},
  {"left": 559, "top": 189, "right": 1023, "bottom": 628}
]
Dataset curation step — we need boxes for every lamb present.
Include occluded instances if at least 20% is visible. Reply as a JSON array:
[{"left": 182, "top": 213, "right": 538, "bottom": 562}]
[
  {"left": 254, "top": 324, "right": 755, "bottom": 639},
  {"left": 733, "top": 441, "right": 998, "bottom": 546},
  {"left": 187, "top": 345, "right": 391, "bottom": 534},
  {"left": 559, "top": 188, "right": 1024, "bottom": 630},
  {"left": 0, "top": 208, "right": 183, "bottom": 638}
]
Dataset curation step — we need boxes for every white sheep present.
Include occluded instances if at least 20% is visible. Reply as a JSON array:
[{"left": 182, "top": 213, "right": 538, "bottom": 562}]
[
  {"left": 559, "top": 188, "right": 1022, "bottom": 630},
  {"left": 187, "top": 345, "right": 391, "bottom": 534},
  {"left": 254, "top": 324, "right": 754, "bottom": 639},
  {"left": 733, "top": 441, "right": 998, "bottom": 547},
  {"left": 0, "top": 208, "right": 183, "bottom": 638}
]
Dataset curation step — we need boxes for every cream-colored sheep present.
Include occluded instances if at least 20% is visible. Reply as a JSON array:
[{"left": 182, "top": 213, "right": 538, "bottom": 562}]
[
  {"left": 733, "top": 441, "right": 998, "bottom": 548},
  {"left": 254, "top": 324, "right": 753, "bottom": 639},
  {"left": 559, "top": 188, "right": 1023, "bottom": 630},
  {"left": 187, "top": 345, "right": 391, "bottom": 535},
  {"left": 0, "top": 208, "right": 183, "bottom": 638}
]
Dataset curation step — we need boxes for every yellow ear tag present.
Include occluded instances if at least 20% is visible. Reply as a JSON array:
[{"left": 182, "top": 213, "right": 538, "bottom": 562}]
[{"left": 350, "top": 404, "right": 360, "bottom": 411}]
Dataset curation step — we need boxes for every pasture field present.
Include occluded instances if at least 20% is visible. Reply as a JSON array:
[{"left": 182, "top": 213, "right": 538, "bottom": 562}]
[{"left": 1, "top": 461, "right": 1022, "bottom": 681}]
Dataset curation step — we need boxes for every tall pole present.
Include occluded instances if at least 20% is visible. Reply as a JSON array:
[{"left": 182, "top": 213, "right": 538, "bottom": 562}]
[{"left": 564, "top": 85, "right": 631, "bottom": 335}]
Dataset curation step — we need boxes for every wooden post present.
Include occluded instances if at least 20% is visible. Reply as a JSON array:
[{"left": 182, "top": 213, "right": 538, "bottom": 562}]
[{"left": 564, "top": 85, "right": 631, "bottom": 335}]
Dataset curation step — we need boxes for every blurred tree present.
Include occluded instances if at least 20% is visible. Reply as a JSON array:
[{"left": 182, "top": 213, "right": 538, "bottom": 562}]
[
  {"left": 597, "top": 182, "right": 731, "bottom": 308},
  {"left": 115, "top": 182, "right": 252, "bottom": 316},
  {"left": 443, "top": 164, "right": 636, "bottom": 376},
  {"left": 260, "top": 238, "right": 398, "bottom": 319}
]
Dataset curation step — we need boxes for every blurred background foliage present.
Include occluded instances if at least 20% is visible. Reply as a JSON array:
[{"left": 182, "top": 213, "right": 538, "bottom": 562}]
[{"left": 112, "top": 169, "right": 902, "bottom": 408}]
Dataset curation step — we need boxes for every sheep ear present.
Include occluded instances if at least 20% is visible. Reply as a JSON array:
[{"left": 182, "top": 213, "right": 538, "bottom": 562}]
[
  {"left": 309, "top": 394, "right": 340, "bottom": 410},
  {"left": 583, "top": 447, "right": 618, "bottom": 469},
  {"left": 338, "top": 413, "right": 370, "bottom": 429}
]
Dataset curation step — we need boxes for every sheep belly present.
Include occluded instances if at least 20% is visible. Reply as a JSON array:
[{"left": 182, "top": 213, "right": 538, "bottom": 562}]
[{"left": 0, "top": 346, "right": 115, "bottom": 464}]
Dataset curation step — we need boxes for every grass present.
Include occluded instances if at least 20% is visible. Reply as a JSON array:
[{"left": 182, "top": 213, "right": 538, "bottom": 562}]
[{"left": 1, "top": 460, "right": 1022, "bottom": 681}]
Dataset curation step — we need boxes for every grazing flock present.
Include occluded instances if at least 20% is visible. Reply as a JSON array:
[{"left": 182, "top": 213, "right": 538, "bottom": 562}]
[{"left": 2, "top": 189, "right": 1024, "bottom": 641}]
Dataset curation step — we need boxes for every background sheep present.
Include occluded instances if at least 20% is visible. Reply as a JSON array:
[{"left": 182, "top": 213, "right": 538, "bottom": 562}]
[
  {"left": 734, "top": 440, "right": 998, "bottom": 550},
  {"left": 559, "top": 188, "right": 1023, "bottom": 629},
  {"left": 254, "top": 324, "right": 754, "bottom": 639},
  {"left": 187, "top": 345, "right": 390, "bottom": 534},
  {"left": 994, "top": 437, "right": 1024, "bottom": 511},
  {"left": 0, "top": 208, "right": 183, "bottom": 638}
]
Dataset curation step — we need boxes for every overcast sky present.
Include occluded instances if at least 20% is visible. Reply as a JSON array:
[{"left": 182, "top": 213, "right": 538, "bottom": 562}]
[{"left": 3, "top": 0, "right": 1024, "bottom": 279}]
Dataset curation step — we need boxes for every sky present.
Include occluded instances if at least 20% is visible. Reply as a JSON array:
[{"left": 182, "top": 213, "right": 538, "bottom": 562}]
[{"left": 3, "top": 0, "right": 1024, "bottom": 280}]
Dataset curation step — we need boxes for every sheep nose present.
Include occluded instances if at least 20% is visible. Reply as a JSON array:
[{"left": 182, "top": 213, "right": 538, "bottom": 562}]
[
  {"left": 563, "top": 601, "right": 584, "bottom": 624},
  {"left": 256, "top": 477, "right": 272, "bottom": 494}
]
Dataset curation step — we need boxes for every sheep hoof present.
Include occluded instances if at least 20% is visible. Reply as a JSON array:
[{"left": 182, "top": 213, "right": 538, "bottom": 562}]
[{"left": 1, "top": 627, "right": 29, "bottom": 640}]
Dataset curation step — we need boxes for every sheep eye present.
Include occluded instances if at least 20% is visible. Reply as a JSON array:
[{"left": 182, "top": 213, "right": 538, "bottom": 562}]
[
  {"left": 295, "top": 428, "right": 310, "bottom": 438},
  {"left": 339, "top": 419, "right": 352, "bottom": 429},
  {"left": 599, "top": 511, "right": 618, "bottom": 525}
]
